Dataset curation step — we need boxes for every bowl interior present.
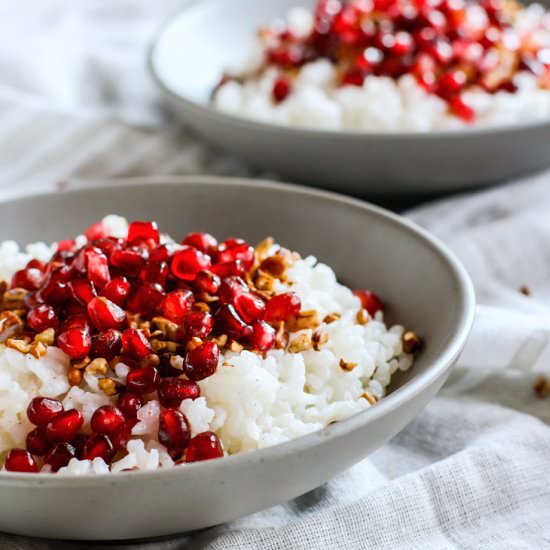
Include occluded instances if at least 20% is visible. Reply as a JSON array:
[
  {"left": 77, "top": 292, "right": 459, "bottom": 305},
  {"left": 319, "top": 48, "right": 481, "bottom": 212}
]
[{"left": 0, "top": 178, "right": 471, "bottom": 396}]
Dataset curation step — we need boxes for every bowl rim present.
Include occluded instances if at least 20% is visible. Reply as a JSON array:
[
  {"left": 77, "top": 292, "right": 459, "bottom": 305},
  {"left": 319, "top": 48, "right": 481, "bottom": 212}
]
[
  {"left": 148, "top": 0, "right": 550, "bottom": 141},
  {"left": 0, "top": 175, "right": 476, "bottom": 485}
]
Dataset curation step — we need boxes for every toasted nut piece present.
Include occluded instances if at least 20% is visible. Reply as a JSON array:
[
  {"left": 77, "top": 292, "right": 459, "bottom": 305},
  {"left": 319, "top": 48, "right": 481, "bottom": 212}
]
[
  {"left": 72, "top": 356, "right": 91, "bottom": 370},
  {"left": 5, "top": 338, "right": 32, "bottom": 354},
  {"left": 274, "top": 322, "right": 288, "bottom": 350},
  {"left": 260, "top": 253, "right": 290, "bottom": 279},
  {"left": 169, "top": 355, "right": 185, "bottom": 371},
  {"left": 361, "top": 391, "right": 378, "bottom": 405},
  {"left": 196, "top": 293, "right": 219, "bottom": 304},
  {"left": 68, "top": 368, "right": 83, "bottom": 386},
  {"left": 98, "top": 377, "right": 119, "bottom": 396},
  {"left": 356, "top": 309, "right": 369, "bottom": 325},
  {"left": 35, "top": 328, "right": 55, "bottom": 346},
  {"left": 255, "top": 237, "right": 275, "bottom": 261},
  {"left": 0, "top": 310, "right": 24, "bottom": 342},
  {"left": 0, "top": 280, "right": 7, "bottom": 298},
  {"left": 534, "top": 376, "right": 550, "bottom": 399},
  {"left": 152, "top": 317, "right": 179, "bottom": 340},
  {"left": 85, "top": 358, "right": 109, "bottom": 375},
  {"left": 186, "top": 337, "right": 203, "bottom": 352},
  {"left": 214, "top": 334, "right": 228, "bottom": 348},
  {"left": 288, "top": 333, "right": 313, "bottom": 353},
  {"left": 339, "top": 359, "right": 358, "bottom": 372},
  {"left": 228, "top": 340, "right": 244, "bottom": 352},
  {"left": 286, "top": 310, "right": 320, "bottom": 332},
  {"left": 520, "top": 285, "right": 532, "bottom": 296},
  {"left": 323, "top": 313, "right": 341, "bottom": 324},
  {"left": 193, "top": 302, "right": 210, "bottom": 313},
  {"left": 402, "top": 331, "right": 422, "bottom": 354},
  {"left": 29, "top": 341, "right": 47, "bottom": 359},
  {"left": 1, "top": 288, "right": 29, "bottom": 309},
  {"left": 312, "top": 330, "right": 329, "bottom": 351},
  {"left": 254, "top": 270, "right": 275, "bottom": 292},
  {"left": 127, "top": 313, "right": 142, "bottom": 329},
  {"left": 138, "top": 353, "right": 160, "bottom": 369},
  {"left": 151, "top": 340, "right": 179, "bottom": 353}
]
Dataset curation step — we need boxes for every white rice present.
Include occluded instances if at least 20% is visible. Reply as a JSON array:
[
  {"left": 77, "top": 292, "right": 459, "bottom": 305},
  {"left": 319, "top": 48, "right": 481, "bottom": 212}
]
[
  {"left": 0, "top": 216, "right": 414, "bottom": 474},
  {"left": 213, "top": 5, "right": 550, "bottom": 132}
]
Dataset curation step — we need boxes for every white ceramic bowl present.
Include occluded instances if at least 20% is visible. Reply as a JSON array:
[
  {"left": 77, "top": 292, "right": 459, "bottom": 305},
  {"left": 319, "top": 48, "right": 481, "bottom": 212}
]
[
  {"left": 149, "top": 0, "right": 550, "bottom": 196},
  {"left": 0, "top": 177, "right": 474, "bottom": 540}
]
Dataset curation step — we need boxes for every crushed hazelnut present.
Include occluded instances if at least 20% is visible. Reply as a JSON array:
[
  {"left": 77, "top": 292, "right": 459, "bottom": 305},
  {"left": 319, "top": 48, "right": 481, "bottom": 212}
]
[
  {"left": 534, "top": 375, "right": 550, "bottom": 399},
  {"left": 98, "top": 377, "right": 119, "bottom": 396},
  {"left": 151, "top": 317, "right": 179, "bottom": 340},
  {"left": 34, "top": 328, "right": 55, "bottom": 346},
  {"left": 150, "top": 340, "right": 179, "bottom": 353},
  {"left": 288, "top": 333, "right": 313, "bottom": 353},
  {"left": 85, "top": 358, "right": 109, "bottom": 375},
  {"left": 402, "top": 331, "right": 422, "bottom": 354},
  {"left": 356, "top": 309, "right": 369, "bottom": 325},
  {"left": 67, "top": 368, "right": 83, "bottom": 386},
  {"left": 339, "top": 358, "right": 358, "bottom": 372},
  {"left": 323, "top": 313, "right": 341, "bottom": 324},
  {"left": 0, "top": 310, "right": 24, "bottom": 342},
  {"left": 29, "top": 340, "right": 47, "bottom": 359}
]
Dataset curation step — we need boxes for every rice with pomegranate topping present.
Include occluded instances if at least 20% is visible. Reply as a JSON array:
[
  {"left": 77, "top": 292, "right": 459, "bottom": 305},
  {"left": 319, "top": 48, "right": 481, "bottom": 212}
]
[{"left": 0, "top": 216, "right": 417, "bottom": 474}]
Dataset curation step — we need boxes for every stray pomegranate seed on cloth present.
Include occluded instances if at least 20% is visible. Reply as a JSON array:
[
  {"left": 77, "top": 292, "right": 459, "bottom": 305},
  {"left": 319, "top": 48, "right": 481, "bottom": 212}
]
[{"left": 0, "top": 216, "right": 418, "bottom": 474}]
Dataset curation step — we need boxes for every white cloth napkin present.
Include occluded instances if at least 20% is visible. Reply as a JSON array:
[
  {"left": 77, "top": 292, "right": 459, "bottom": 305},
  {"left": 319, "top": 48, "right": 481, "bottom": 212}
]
[{"left": 1, "top": 2, "right": 550, "bottom": 548}]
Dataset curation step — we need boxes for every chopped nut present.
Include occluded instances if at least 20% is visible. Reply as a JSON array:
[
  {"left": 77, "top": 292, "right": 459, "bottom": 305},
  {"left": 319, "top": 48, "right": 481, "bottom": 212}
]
[
  {"left": 35, "top": 328, "right": 55, "bottom": 346},
  {"left": 312, "top": 330, "right": 329, "bottom": 351},
  {"left": 1, "top": 288, "right": 29, "bottom": 309},
  {"left": 339, "top": 358, "right": 358, "bottom": 372},
  {"left": 228, "top": 340, "right": 244, "bottom": 352},
  {"left": 361, "top": 391, "right": 378, "bottom": 405},
  {"left": 127, "top": 313, "right": 142, "bottom": 329},
  {"left": 85, "top": 358, "right": 109, "bottom": 375},
  {"left": 67, "top": 368, "right": 83, "bottom": 386},
  {"left": 98, "top": 377, "right": 119, "bottom": 396},
  {"left": 29, "top": 340, "right": 47, "bottom": 359},
  {"left": 402, "top": 331, "right": 422, "bottom": 354},
  {"left": 255, "top": 237, "right": 275, "bottom": 261},
  {"left": 254, "top": 270, "right": 275, "bottom": 292},
  {"left": 150, "top": 340, "right": 179, "bottom": 353},
  {"left": 169, "top": 355, "right": 185, "bottom": 371},
  {"left": 72, "top": 356, "right": 91, "bottom": 370},
  {"left": 286, "top": 310, "right": 320, "bottom": 332},
  {"left": 288, "top": 333, "right": 313, "bottom": 353},
  {"left": 356, "top": 309, "right": 369, "bottom": 325},
  {"left": 260, "top": 253, "right": 290, "bottom": 279},
  {"left": 5, "top": 338, "right": 32, "bottom": 354},
  {"left": 138, "top": 353, "right": 160, "bottom": 369},
  {"left": 274, "top": 322, "right": 288, "bottom": 350},
  {"left": 196, "top": 293, "right": 219, "bottom": 304},
  {"left": 186, "top": 337, "right": 203, "bottom": 352},
  {"left": 323, "top": 313, "right": 341, "bottom": 324},
  {"left": 0, "top": 280, "right": 7, "bottom": 298},
  {"left": 534, "top": 375, "right": 550, "bottom": 399},
  {"left": 214, "top": 334, "right": 228, "bottom": 348},
  {"left": 193, "top": 302, "right": 210, "bottom": 313},
  {"left": 151, "top": 317, "right": 179, "bottom": 340},
  {"left": 520, "top": 285, "right": 532, "bottom": 296}
]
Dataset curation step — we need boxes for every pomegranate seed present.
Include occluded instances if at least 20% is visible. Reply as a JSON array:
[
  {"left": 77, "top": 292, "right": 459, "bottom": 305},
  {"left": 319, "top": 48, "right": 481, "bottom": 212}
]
[
  {"left": 25, "top": 427, "right": 50, "bottom": 456},
  {"left": 437, "top": 70, "right": 467, "bottom": 99},
  {"left": 249, "top": 320, "right": 276, "bottom": 352},
  {"left": 184, "top": 341, "right": 220, "bottom": 381},
  {"left": 126, "top": 282, "right": 165, "bottom": 316},
  {"left": 160, "top": 290, "right": 194, "bottom": 324},
  {"left": 91, "top": 405, "right": 126, "bottom": 435},
  {"left": 449, "top": 95, "right": 475, "bottom": 122},
  {"left": 110, "top": 248, "right": 146, "bottom": 277},
  {"left": 37, "top": 278, "right": 68, "bottom": 307},
  {"left": 127, "top": 221, "right": 160, "bottom": 246},
  {"left": 121, "top": 328, "right": 154, "bottom": 359},
  {"left": 180, "top": 310, "right": 214, "bottom": 340},
  {"left": 234, "top": 292, "right": 265, "bottom": 323},
  {"left": 68, "top": 279, "right": 97, "bottom": 305},
  {"left": 158, "top": 409, "right": 190, "bottom": 455},
  {"left": 57, "top": 239, "right": 76, "bottom": 253},
  {"left": 117, "top": 392, "right": 143, "bottom": 418},
  {"left": 84, "top": 221, "right": 106, "bottom": 242},
  {"left": 353, "top": 289, "right": 384, "bottom": 316},
  {"left": 341, "top": 68, "right": 365, "bottom": 86},
  {"left": 392, "top": 31, "right": 414, "bottom": 55},
  {"left": 126, "top": 367, "right": 160, "bottom": 394},
  {"left": 44, "top": 409, "right": 84, "bottom": 443},
  {"left": 217, "top": 241, "right": 255, "bottom": 271},
  {"left": 185, "top": 432, "right": 224, "bottom": 462},
  {"left": 10, "top": 267, "right": 43, "bottom": 290},
  {"left": 92, "top": 237, "right": 121, "bottom": 258},
  {"left": 215, "top": 304, "right": 252, "bottom": 339},
  {"left": 219, "top": 276, "right": 248, "bottom": 303},
  {"left": 60, "top": 313, "right": 91, "bottom": 333},
  {"left": 210, "top": 260, "right": 246, "bottom": 278},
  {"left": 88, "top": 296, "right": 127, "bottom": 331},
  {"left": 57, "top": 327, "right": 91, "bottom": 359},
  {"left": 194, "top": 271, "right": 221, "bottom": 295},
  {"left": 272, "top": 75, "right": 292, "bottom": 103},
  {"left": 4, "top": 449, "right": 39, "bottom": 473},
  {"left": 171, "top": 247, "right": 212, "bottom": 282},
  {"left": 44, "top": 442, "right": 76, "bottom": 472},
  {"left": 101, "top": 276, "right": 131, "bottom": 306},
  {"left": 91, "top": 329, "right": 122, "bottom": 360},
  {"left": 149, "top": 244, "right": 174, "bottom": 263},
  {"left": 110, "top": 421, "right": 134, "bottom": 451},
  {"left": 263, "top": 293, "right": 301, "bottom": 322},
  {"left": 140, "top": 261, "right": 169, "bottom": 287},
  {"left": 85, "top": 248, "right": 111, "bottom": 290},
  {"left": 182, "top": 232, "right": 218, "bottom": 253},
  {"left": 26, "top": 304, "right": 59, "bottom": 332},
  {"left": 27, "top": 397, "right": 64, "bottom": 426},
  {"left": 83, "top": 434, "right": 116, "bottom": 462},
  {"left": 158, "top": 378, "right": 200, "bottom": 408}
]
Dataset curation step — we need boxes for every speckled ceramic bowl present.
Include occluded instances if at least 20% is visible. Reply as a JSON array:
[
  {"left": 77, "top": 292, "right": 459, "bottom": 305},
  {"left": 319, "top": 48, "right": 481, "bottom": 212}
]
[{"left": 0, "top": 177, "right": 474, "bottom": 540}]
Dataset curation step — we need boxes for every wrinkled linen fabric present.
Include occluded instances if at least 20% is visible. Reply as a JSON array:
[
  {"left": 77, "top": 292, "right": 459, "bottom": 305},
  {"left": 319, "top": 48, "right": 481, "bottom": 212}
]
[{"left": 1, "top": 1, "right": 550, "bottom": 548}]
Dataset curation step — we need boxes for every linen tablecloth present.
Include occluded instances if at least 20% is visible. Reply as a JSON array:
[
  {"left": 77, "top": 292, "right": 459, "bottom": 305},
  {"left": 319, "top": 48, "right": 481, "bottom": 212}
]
[{"left": 1, "top": 1, "right": 550, "bottom": 548}]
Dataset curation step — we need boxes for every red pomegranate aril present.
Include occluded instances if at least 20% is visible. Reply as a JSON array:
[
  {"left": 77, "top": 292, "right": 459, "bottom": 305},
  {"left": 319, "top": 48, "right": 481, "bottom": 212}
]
[
  {"left": 437, "top": 69, "right": 467, "bottom": 99},
  {"left": 83, "top": 434, "right": 116, "bottom": 462},
  {"left": 217, "top": 242, "right": 255, "bottom": 271},
  {"left": 85, "top": 248, "right": 111, "bottom": 290},
  {"left": 180, "top": 310, "right": 214, "bottom": 340},
  {"left": 88, "top": 296, "right": 127, "bottom": 331},
  {"left": 158, "top": 409, "right": 190, "bottom": 455},
  {"left": 160, "top": 289, "right": 194, "bottom": 324},
  {"left": 57, "top": 239, "right": 76, "bottom": 253},
  {"left": 219, "top": 276, "right": 248, "bottom": 303},
  {"left": 101, "top": 276, "right": 131, "bottom": 306},
  {"left": 60, "top": 313, "right": 91, "bottom": 332},
  {"left": 121, "top": 328, "right": 154, "bottom": 360},
  {"left": 353, "top": 289, "right": 384, "bottom": 316},
  {"left": 91, "top": 329, "right": 122, "bottom": 360},
  {"left": 210, "top": 260, "right": 246, "bottom": 278},
  {"left": 126, "top": 367, "right": 160, "bottom": 394},
  {"left": 234, "top": 292, "right": 265, "bottom": 323},
  {"left": 184, "top": 341, "right": 220, "bottom": 381},
  {"left": 10, "top": 267, "right": 43, "bottom": 290},
  {"left": 249, "top": 320, "right": 276, "bottom": 352},
  {"left": 127, "top": 221, "right": 160, "bottom": 246},
  {"left": 342, "top": 68, "right": 366, "bottom": 86},
  {"left": 37, "top": 278, "right": 68, "bottom": 307},
  {"left": 150, "top": 243, "right": 174, "bottom": 263},
  {"left": 91, "top": 405, "right": 126, "bottom": 435},
  {"left": 140, "top": 261, "right": 169, "bottom": 287},
  {"left": 27, "top": 397, "right": 64, "bottom": 426},
  {"left": 263, "top": 293, "right": 301, "bottom": 322},
  {"left": 4, "top": 449, "right": 39, "bottom": 473},
  {"left": 26, "top": 304, "right": 59, "bottom": 332},
  {"left": 44, "top": 409, "right": 84, "bottom": 443},
  {"left": 449, "top": 95, "right": 475, "bottom": 122},
  {"left": 272, "top": 75, "right": 292, "bottom": 103},
  {"left": 25, "top": 427, "right": 50, "bottom": 456},
  {"left": 68, "top": 279, "right": 97, "bottom": 305},
  {"left": 185, "top": 432, "right": 224, "bottom": 462},
  {"left": 158, "top": 378, "right": 200, "bottom": 408},
  {"left": 84, "top": 221, "right": 106, "bottom": 242},
  {"left": 182, "top": 232, "right": 218, "bottom": 253},
  {"left": 93, "top": 237, "right": 121, "bottom": 258},
  {"left": 57, "top": 327, "right": 91, "bottom": 359},
  {"left": 117, "top": 392, "right": 144, "bottom": 418},
  {"left": 171, "top": 247, "right": 212, "bottom": 282},
  {"left": 44, "top": 442, "right": 76, "bottom": 472},
  {"left": 215, "top": 304, "right": 253, "bottom": 339},
  {"left": 110, "top": 421, "right": 134, "bottom": 451},
  {"left": 126, "top": 282, "right": 165, "bottom": 316},
  {"left": 194, "top": 271, "right": 221, "bottom": 295},
  {"left": 110, "top": 248, "right": 146, "bottom": 277}
]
